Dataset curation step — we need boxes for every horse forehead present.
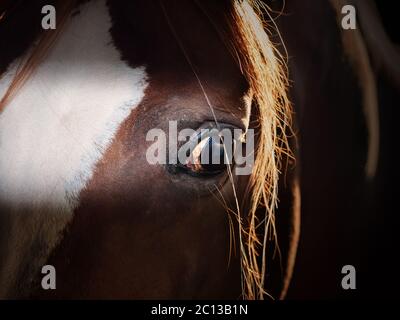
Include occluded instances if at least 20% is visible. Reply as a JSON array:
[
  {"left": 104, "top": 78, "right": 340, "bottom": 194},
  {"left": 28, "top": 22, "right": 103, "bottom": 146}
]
[
  {"left": 108, "top": 0, "right": 246, "bottom": 90},
  {"left": 0, "top": 0, "right": 148, "bottom": 211}
]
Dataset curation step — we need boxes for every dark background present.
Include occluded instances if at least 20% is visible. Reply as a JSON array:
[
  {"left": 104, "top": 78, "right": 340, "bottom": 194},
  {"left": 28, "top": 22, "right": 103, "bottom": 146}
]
[
  {"left": 365, "top": 1, "right": 397, "bottom": 300},
  {"left": 284, "top": 1, "right": 398, "bottom": 299},
  {"left": 375, "top": 2, "right": 399, "bottom": 44}
]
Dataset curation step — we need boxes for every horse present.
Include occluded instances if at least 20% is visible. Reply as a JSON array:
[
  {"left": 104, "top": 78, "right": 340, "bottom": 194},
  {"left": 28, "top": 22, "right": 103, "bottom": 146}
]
[
  {"left": 0, "top": 0, "right": 299, "bottom": 299},
  {"left": 1, "top": 0, "right": 396, "bottom": 300}
]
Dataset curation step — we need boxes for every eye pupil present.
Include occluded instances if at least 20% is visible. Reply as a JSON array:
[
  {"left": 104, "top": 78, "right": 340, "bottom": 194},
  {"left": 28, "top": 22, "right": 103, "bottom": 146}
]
[
  {"left": 199, "top": 137, "right": 226, "bottom": 172},
  {"left": 182, "top": 131, "right": 234, "bottom": 176}
]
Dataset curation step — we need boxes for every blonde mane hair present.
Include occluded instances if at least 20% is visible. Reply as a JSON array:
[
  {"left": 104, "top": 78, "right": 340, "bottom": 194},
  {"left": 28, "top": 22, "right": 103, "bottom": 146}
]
[
  {"left": 0, "top": 0, "right": 292, "bottom": 300},
  {"left": 227, "top": 1, "right": 292, "bottom": 299}
]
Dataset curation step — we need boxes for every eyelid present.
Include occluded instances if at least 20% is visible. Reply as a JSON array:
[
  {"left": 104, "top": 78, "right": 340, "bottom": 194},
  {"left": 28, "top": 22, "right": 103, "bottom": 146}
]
[
  {"left": 179, "top": 122, "right": 239, "bottom": 153},
  {"left": 192, "top": 121, "right": 239, "bottom": 137},
  {"left": 199, "top": 121, "right": 247, "bottom": 144},
  {"left": 202, "top": 118, "right": 247, "bottom": 132}
]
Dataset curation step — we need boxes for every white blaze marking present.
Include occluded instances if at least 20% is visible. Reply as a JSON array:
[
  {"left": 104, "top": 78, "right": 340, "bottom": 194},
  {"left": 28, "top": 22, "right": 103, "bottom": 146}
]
[
  {"left": 0, "top": 0, "right": 147, "bottom": 297},
  {"left": 0, "top": 0, "right": 147, "bottom": 210}
]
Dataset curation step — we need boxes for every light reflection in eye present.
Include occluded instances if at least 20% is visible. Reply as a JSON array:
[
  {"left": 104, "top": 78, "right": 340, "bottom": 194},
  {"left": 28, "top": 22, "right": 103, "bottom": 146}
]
[{"left": 182, "top": 130, "right": 235, "bottom": 176}]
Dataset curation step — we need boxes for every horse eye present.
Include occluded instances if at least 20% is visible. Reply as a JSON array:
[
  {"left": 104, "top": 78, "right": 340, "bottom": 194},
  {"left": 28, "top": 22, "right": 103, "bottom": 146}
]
[{"left": 180, "top": 131, "right": 235, "bottom": 177}]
